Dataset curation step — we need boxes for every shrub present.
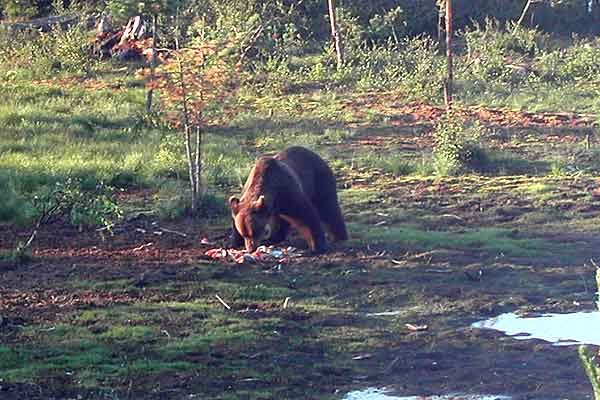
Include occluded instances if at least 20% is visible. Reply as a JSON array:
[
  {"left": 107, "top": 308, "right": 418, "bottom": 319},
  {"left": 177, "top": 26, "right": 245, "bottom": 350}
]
[
  {"left": 0, "top": 0, "right": 38, "bottom": 20},
  {"left": 0, "top": 21, "right": 94, "bottom": 78},
  {"left": 433, "top": 113, "right": 483, "bottom": 176},
  {"left": 366, "top": 6, "right": 407, "bottom": 45},
  {"left": 248, "top": 55, "right": 294, "bottom": 95},
  {"left": 460, "top": 19, "right": 549, "bottom": 85},
  {"left": 462, "top": 19, "right": 548, "bottom": 59},
  {"left": 558, "top": 40, "right": 600, "bottom": 82},
  {"left": 154, "top": 181, "right": 228, "bottom": 220},
  {"left": 151, "top": 133, "right": 187, "bottom": 179},
  {"left": 356, "top": 35, "right": 444, "bottom": 100},
  {"left": 31, "top": 179, "right": 123, "bottom": 231},
  {"left": 6, "top": 179, "right": 123, "bottom": 261},
  {"left": 532, "top": 37, "right": 600, "bottom": 83},
  {"left": 0, "top": 175, "right": 33, "bottom": 225}
]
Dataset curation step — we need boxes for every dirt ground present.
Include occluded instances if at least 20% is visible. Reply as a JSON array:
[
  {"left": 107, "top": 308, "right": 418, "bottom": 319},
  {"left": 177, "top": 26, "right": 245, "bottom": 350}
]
[{"left": 1, "top": 171, "right": 599, "bottom": 400}]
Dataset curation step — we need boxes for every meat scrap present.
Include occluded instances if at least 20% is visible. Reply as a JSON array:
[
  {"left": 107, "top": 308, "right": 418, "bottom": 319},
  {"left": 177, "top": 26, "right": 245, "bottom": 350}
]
[{"left": 204, "top": 245, "right": 301, "bottom": 264}]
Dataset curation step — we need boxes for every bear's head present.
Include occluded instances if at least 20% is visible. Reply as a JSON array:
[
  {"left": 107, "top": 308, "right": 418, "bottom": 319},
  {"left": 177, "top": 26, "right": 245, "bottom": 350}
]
[{"left": 229, "top": 195, "right": 274, "bottom": 252}]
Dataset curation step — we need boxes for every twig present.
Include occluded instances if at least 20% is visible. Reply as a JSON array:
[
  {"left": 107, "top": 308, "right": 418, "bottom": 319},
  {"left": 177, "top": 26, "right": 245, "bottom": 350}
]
[
  {"left": 383, "top": 355, "right": 402, "bottom": 374},
  {"left": 126, "top": 379, "right": 133, "bottom": 400},
  {"left": 133, "top": 242, "right": 153, "bottom": 251},
  {"left": 215, "top": 294, "right": 231, "bottom": 310},
  {"left": 514, "top": 0, "right": 542, "bottom": 32},
  {"left": 440, "top": 214, "right": 463, "bottom": 221},
  {"left": 239, "top": 24, "right": 264, "bottom": 66},
  {"left": 159, "top": 228, "right": 187, "bottom": 237},
  {"left": 405, "top": 323, "right": 428, "bottom": 331}
]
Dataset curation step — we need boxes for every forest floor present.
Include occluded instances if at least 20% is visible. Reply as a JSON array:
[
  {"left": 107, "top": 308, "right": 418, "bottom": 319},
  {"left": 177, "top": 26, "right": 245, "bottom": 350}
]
[{"left": 2, "top": 89, "right": 600, "bottom": 399}]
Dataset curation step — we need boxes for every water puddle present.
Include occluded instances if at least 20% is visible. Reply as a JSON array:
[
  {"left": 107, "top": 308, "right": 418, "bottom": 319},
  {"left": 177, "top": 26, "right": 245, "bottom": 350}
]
[
  {"left": 472, "top": 311, "right": 600, "bottom": 346},
  {"left": 342, "top": 388, "right": 511, "bottom": 400}
]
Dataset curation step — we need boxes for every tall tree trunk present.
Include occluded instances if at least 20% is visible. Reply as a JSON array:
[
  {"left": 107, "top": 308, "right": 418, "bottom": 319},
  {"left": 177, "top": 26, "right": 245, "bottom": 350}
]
[
  {"left": 193, "top": 116, "right": 202, "bottom": 209},
  {"left": 177, "top": 55, "right": 200, "bottom": 213},
  {"left": 514, "top": 0, "right": 538, "bottom": 31},
  {"left": 327, "top": 0, "right": 344, "bottom": 69},
  {"left": 444, "top": 0, "right": 453, "bottom": 110},
  {"left": 184, "top": 124, "right": 198, "bottom": 212},
  {"left": 437, "top": 0, "right": 444, "bottom": 41},
  {"left": 145, "top": 14, "right": 158, "bottom": 114}
]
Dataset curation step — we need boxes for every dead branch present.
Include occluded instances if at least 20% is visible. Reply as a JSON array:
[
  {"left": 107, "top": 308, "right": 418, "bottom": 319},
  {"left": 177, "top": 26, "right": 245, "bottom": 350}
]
[
  {"left": 215, "top": 294, "right": 231, "bottom": 310},
  {"left": 159, "top": 227, "right": 187, "bottom": 237}
]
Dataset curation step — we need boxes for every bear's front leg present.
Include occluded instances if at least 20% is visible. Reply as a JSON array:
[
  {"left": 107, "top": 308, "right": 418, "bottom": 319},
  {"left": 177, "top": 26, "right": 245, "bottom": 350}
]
[
  {"left": 266, "top": 217, "right": 290, "bottom": 245},
  {"left": 229, "top": 219, "right": 244, "bottom": 248},
  {"left": 279, "top": 200, "right": 328, "bottom": 254}
]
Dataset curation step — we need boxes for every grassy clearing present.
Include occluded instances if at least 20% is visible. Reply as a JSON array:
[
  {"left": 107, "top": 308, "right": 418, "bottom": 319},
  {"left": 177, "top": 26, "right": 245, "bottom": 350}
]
[
  {"left": 0, "top": 81, "right": 155, "bottom": 201},
  {"left": 3, "top": 22, "right": 600, "bottom": 399},
  {"left": 349, "top": 223, "right": 556, "bottom": 258}
]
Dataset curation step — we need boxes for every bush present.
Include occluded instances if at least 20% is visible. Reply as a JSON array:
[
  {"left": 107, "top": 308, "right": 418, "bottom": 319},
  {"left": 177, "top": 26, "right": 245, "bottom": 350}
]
[
  {"left": 366, "top": 6, "right": 407, "bottom": 45},
  {"left": 0, "top": 18, "right": 94, "bottom": 78},
  {"left": 151, "top": 133, "right": 187, "bottom": 179},
  {"left": 30, "top": 179, "right": 123, "bottom": 231},
  {"left": 433, "top": 113, "right": 484, "bottom": 176},
  {"left": 248, "top": 55, "right": 294, "bottom": 95},
  {"left": 462, "top": 19, "right": 547, "bottom": 59},
  {"left": 532, "top": 37, "right": 600, "bottom": 83},
  {"left": 0, "top": 0, "right": 38, "bottom": 20},
  {"left": 460, "top": 19, "right": 549, "bottom": 85},
  {"left": 356, "top": 35, "right": 444, "bottom": 100},
  {"left": 0, "top": 175, "right": 33, "bottom": 225},
  {"left": 154, "top": 181, "right": 228, "bottom": 220},
  {"left": 558, "top": 40, "right": 600, "bottom": 82}
]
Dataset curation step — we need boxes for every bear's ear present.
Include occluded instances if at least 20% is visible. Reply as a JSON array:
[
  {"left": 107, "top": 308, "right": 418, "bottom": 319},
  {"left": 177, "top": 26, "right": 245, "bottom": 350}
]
[
  {"left": 254, "top": 195, "right": 266, "bottom": 210},
  {"left": 229, "top": 196, "right": 240, "bottom": 214}
]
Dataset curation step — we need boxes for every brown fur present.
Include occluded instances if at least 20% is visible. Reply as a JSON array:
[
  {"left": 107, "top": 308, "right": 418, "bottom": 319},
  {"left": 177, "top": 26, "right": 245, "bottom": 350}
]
[{"left": 229, "top": 146, "right": 347, "bottom": 253}]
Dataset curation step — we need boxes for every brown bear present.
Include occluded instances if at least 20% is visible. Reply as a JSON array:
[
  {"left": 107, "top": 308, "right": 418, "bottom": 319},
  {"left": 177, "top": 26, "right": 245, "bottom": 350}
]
[{"left": 229, "top": 146, "right": 348, "bottom": 254}]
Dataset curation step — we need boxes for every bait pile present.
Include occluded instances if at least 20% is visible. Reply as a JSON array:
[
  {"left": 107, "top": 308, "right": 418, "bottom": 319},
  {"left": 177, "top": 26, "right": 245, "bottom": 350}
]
[{"left": 204, "top": 245, "right": 301, "bottom": 264}]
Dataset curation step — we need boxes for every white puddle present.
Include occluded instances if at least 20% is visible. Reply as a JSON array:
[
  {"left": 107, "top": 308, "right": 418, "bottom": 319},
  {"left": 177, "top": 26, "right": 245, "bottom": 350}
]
[
  {"left": 342, "top": 388, "right": 511, "bottom": 400},
  {"left": 472, "top": 311, "right": 600, "bottom": 346}
]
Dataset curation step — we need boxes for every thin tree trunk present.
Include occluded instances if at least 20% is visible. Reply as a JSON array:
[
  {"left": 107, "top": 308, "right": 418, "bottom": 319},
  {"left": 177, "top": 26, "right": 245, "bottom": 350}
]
[
  {"left": 444, "top": 0, "right": 453, "bottom": 110},
  {"left": 193, "top": 118, "right": 202, "bottom": 210},
  {"left": 437, "top": 0, "right": 444, "bottom": 41},
  {"left": 145, "top": 14, "right": 158, "bottom": 114},
  {"left": 177, "top": 56, "right": 198, "bottom": 213},
  {"left": 184, "top": 125, "right": 198, "bottom": 212},
  {"left": 327, "top": 0, "right": 344, "bottom": 69},
  {"left": 514, "top": 0, "right": 537, "bottom": 31}
]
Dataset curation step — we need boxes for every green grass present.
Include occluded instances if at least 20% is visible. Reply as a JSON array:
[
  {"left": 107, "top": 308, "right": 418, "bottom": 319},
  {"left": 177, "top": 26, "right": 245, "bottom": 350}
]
[
  {"left": 0, "top": 340, "right": 194, "bottom": 387},
  {"left": 459, "top": 81, "right": 600, "bottom": 114},
  {"left": 0, "top": 82, "right": 158, "bottom": 221},
  {"left": 350, "top": 223, "right": 557, "bottom": 257},
  {"left": 351, "top": 151, "right": 416, "bottom": 177},
  {"left": 1, "top": 307, "right": 265, "bottom": 388}
]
